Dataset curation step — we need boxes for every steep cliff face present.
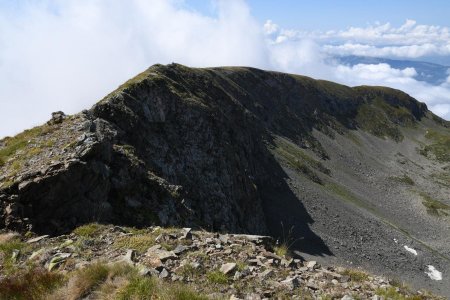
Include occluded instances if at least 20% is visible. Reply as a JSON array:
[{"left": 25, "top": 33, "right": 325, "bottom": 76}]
[
  {"left": 1, "top": 64, "right": 449, "bottom": 294},
  {"left": 0, "top": 64, "right": 428, "bottom": 235}
]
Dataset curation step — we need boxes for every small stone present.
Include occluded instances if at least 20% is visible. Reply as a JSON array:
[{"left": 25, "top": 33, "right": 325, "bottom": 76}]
[
  {"left": 112, "top": 226, "right": 127, "bottom": 233},
  {"left": 11, "top": 249, "right": 20, "bottom": 262},
  {"left": 171, "top": 274, "right": 181, "bottom": 281},
  {"left": 137, "top": 264, "right": 159, "bottom": 277},
  {"left": 268, "top": 280, "right": 281, "bottom": 288},
  {"left": 259, "top": 269, "right": 274, "bottom": 279},
  {"left": 146, "top": 257, "right": 163, "bottom": 268},
  {"left": 26, "top": 235, "right": 49, "bottom": 244},
  {"left": 180, "top": 228, "right": 192, "bottom": 240},
  {"left": 48, "top": 111, "right": 67, "bottom": 125},
  {"left": 159, "top": 268, "right": 169, "bottom": 278},
  {"left": 59, "top": 239, "right": 74, "bottom": 248},
  {"left": 137, "top": 265, "right": 151, "bottom": 276},
  {"left": 219, "top": 234, "right": 229, "bottom": 244},
  {"left": 146, "top": 246, "right": 177, "bottom": 262},
  {"left": 123, "top": 249, "right": 136, "bottom": 264},
  {"left": 306, "top": 261, "right": 317, "bottom": 269},
  {"left": 48, "top": 253, "right": 71, "bottom": 271},
  {"left": 230, "top": 295, "right": 242, "bottom": 300},
  {"left": 233, "top": 271, "right": 242, "bottom": 280},
  {"left": 371, "top": 296, "right": 380, "bottom": 300},
  {"left": 280, "top": 277, "right": 300, "bottom": 291},
  {"left": 282, "top": 258, "right": 294, "bottom": 267},
  {"left": 29, "top": 248, "right": 46, "bottom": 260},
  {"left": 220, "top": 262, "right": 237, "bottom": 275},
  {"left": 173, "top": 245, "right": 190, "bottom": 255},
  {"left": 191, "top": 262, "right": 201, "bottom": 269},
  {"left": 341, "top": 296, "right": 354, "bottom": 300}
]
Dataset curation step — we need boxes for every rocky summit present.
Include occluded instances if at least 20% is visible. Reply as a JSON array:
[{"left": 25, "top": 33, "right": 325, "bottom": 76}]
[{"left": 0, "top": 63, "right": 449, "bottom": 298}]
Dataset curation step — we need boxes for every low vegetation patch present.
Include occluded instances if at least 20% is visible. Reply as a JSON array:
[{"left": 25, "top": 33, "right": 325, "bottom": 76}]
[
  {"left": 206, "top": 270, "right": 229, "bottom": 284},
  {"left": 274, "top": 244, "right": 288, "bottom": 257},
  {"left": 418, "top": 192, "right": 449, "bottom": 217},
  {"left": 0, "top": 267, "right": 65, "bottom": 300},
  {"left": 113, "top": 234, "right": 159, "bottom": 254},
  {"left": 375, "top": 287, "right": 428, "bottom": 300},
  {"left": 0, "top": 124, "right": 56, "bottom": 168},
  {"left": 68, "top": 262, "right": 110, "bottom": 298},
  {"left": 0, "top": 238, "right": 28, "bottom": 257},
  {"left": 72, "top": 223, "right": 107, "bottom": 238},
  {"left": 117, "top": 275, "right": 208, "bottom": 300},
  {"left": 389, "top": 174, "right": 415, "bottom": 185},
  {"left": 325, "top": 182, "right": 374, "bottom": 213},
  {"left": 271, "top": 136, "right": 330, "bottom": 184},
  {"left": 341, "top": 269, "right": 369, "bottom": 282},
  {"left": 431, "top": 172, "right": 450, "bottom": 188},
  {"left": 116, "top": 276, "right": 156, "bottom": 300},
  {"left": 177, "top": 263, "right": 202, "bottom": 279},
  {"left": 419, "top": 129, "right": 450, "bottom": 162}
]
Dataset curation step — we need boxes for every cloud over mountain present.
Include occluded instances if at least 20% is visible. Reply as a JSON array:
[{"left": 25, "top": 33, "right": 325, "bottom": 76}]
[{"left": 0, "top": 0, "right": 449, "bottom": 137}]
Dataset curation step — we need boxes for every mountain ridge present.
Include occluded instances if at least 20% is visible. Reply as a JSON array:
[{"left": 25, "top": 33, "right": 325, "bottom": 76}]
[{"left": 1, "top": 63, "right": 449, "bottom": 296}]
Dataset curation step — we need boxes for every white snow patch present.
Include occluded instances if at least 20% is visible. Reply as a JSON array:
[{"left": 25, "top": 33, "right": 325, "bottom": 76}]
[
  {"left": 403, "top": 245, "right": 418, "bottom": 255},
  {"left": 425, "top": 265, "right": 442, "bottom": 281}
]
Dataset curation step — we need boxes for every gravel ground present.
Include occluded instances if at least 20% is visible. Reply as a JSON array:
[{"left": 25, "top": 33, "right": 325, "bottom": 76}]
[{"left": 272, "top": 122, "right": 450, "bottom": 297}]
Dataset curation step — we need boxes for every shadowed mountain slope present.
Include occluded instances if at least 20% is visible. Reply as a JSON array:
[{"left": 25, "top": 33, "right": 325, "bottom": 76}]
[{"left": 1, "top": 64, "right": 449, "bottom": 295}]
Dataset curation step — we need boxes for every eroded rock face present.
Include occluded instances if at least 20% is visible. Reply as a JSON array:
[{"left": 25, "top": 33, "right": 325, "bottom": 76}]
[{"left": 0, "top": 63, "right": 432, "bottom": 236}]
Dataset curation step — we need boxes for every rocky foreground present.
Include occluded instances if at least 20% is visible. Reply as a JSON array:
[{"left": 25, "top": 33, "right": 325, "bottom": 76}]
[{"left": 0, "top": 225, "right": 443, "bottom": 299}]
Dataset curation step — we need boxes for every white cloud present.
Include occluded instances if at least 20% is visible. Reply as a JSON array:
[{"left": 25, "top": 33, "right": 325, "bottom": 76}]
[
  {"left": 324, "top": 43, "right": 450, "bottom": 58},
  {"left": 335, "top": 63, "right": 417, "bottom": 83},
  {"left": 0, "top": 1, "right": 449, "bottom": 138},
  {"left": 268, "top": 19, "right": 450, "bottom": 59},
  {"left": 263, "top": 19, "right": 279, "bottom": 35},
  {"left": 0, "top": 0, "right": 268, "bottom": 137}
]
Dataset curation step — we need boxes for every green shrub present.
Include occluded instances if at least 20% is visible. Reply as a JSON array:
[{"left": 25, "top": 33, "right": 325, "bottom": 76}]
[
  {"left": 116, "top": 276, "right": 156, "bottom": 300},
  {"left": 0, "top": 238, "right": 27, "bottom": 257},
  {"left": 274, "top": 244, "right": 288, "bottom": 257},
  {"left": 341, "top": 269, "right": 369, "bottom": 282},
  {"left": 168, "top": 285, "right": 209, "bottom": 300},
  {"left": 72, "top": 223, "right": 105, "bottom": 237},
  {"left": 113, "top": 234, "right": 156, "bottom": 253},
  {"left": 206, "top": 270, "right": 229, "bottom": 284}
]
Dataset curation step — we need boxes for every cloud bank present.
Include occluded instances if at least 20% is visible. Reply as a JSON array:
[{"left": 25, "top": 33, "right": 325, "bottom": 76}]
[{"left": 0, "top": 0, "right": 449, "bottom": 137}]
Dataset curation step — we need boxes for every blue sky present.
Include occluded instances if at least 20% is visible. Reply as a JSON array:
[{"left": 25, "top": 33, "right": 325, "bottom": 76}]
[
  {"left": 186, "top": 0, "right": 450, "bottom": 30},
  {"left": 0, "top": 0, "right": 449, "bottom": 137}
]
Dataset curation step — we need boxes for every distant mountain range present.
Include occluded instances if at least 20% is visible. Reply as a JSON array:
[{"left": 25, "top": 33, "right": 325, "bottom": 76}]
[{"left": 337, "top": 55, "right": 450, "bottom": 85}]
